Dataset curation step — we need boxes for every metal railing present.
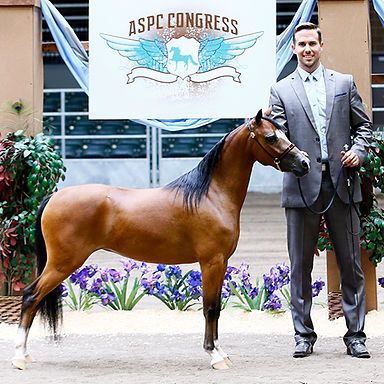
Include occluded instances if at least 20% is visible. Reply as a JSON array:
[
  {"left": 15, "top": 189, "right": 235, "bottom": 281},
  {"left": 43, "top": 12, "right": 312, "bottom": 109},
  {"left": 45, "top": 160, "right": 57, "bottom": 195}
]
[
  {"left": 373, "top": 83, "right": 384, "bottom": 113},
  {"left": 43, "top": 89, "right": 233, "bottom": 161}
]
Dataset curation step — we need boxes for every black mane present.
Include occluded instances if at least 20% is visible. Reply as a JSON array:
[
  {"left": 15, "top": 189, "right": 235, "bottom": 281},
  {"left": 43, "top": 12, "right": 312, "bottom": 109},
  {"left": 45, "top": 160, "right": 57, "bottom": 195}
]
[{"left": 165, "top": 134, "right": 229, "bottom": 211}]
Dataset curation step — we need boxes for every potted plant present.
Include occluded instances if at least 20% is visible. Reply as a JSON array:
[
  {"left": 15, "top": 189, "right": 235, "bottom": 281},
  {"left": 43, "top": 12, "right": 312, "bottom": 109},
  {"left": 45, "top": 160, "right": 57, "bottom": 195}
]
[
  {"left": 358, "top": 134, "right": 384, "bottom": 265},
  {"left": 0, "top": 101, "right": 66, "bottom": 296},
  {"left": 318, "top": 133, "right": 384, "bottom": 263}
]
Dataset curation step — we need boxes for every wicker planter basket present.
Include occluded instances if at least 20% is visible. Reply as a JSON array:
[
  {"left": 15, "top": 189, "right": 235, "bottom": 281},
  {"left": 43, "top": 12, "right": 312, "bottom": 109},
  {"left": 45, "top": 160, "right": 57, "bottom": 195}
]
[
  {"left": 327, "top": 291, "right": 343, "bottom": 321},
  {"left": 0, "top": 296, "right": 22, "bottom": 324}
]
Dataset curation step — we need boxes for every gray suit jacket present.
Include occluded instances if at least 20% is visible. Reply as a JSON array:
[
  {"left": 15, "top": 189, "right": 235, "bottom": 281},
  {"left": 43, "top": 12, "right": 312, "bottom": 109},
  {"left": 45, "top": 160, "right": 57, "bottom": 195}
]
[{"left": 270, "top": 68, "right": 372, "bottom": 208}]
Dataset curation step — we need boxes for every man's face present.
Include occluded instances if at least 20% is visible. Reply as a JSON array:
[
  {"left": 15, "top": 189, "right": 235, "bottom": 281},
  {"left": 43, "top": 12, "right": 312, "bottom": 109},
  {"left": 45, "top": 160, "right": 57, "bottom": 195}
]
[{"left": 291, "top": 29, "right": 323, "bottom": 73}]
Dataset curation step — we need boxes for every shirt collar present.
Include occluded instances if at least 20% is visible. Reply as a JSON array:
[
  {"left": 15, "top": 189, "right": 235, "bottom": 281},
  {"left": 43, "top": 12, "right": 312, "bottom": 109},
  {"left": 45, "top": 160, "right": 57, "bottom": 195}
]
[{"left": 297, "top": 64, "right": 324, "bottom": 82}]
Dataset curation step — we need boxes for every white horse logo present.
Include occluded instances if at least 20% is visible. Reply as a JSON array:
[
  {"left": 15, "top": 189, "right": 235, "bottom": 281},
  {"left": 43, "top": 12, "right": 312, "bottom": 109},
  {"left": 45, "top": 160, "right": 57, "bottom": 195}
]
[{"left": 166, "top": 37, "right": 200, "bottom": 79}]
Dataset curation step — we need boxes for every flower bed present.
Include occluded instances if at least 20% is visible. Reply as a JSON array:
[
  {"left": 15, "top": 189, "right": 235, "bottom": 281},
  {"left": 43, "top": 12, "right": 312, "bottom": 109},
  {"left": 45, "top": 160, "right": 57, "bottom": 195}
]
[{"left": 60, "top": 260, "right": 325, "bottom": 312}]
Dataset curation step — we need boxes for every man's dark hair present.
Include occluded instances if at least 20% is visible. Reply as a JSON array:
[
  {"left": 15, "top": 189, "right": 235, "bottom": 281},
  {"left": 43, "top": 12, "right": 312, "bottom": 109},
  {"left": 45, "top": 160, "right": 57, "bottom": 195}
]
[{"left": 293, "top": 22, "right": 322, "bottom": 44}]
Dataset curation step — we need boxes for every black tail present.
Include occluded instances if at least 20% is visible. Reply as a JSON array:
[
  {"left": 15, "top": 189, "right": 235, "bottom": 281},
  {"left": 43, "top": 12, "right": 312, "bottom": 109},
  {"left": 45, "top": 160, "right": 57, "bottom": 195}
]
[{"left": 35, "top": 194, "right": 62, "bottom": 338}]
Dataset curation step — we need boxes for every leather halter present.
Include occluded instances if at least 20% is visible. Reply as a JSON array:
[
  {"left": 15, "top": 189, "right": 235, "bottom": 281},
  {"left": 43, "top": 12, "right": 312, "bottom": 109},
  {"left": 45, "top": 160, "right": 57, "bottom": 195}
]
[{"left": 247, "top": 116, "right": 296, "bottom": 171}]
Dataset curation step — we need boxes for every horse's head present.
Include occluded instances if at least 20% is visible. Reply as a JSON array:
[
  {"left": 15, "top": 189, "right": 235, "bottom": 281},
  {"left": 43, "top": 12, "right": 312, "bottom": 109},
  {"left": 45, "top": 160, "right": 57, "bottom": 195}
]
[{"left": 248, "top": 109, "right": 310, "bottom": 177}]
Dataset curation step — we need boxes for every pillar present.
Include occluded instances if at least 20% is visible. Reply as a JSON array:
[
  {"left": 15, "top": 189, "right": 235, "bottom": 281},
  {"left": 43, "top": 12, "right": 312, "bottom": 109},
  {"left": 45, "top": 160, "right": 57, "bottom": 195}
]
[
  {"left": 318, "top": 0, "right": 377, "bottom": 313},
  {"left": 0, "top": 0, "right": 43, "bottom": 137}
]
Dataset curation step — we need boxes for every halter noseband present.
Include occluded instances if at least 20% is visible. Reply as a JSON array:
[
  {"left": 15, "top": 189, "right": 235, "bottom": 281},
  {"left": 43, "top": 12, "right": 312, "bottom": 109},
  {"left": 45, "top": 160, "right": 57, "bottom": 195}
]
[{"left": 247, "top": 116, "right": 296, "bottom": 171}]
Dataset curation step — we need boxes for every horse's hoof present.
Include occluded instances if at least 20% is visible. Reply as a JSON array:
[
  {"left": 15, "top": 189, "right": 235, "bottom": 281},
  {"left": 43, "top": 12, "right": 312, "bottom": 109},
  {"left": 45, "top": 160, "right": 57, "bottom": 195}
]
[
  {"left": 24, "top": 354, "right": 33, "bottom": 364},
  {"left": 212, "top": 360, "right": 230, "bottom": 370},
  {"left": 11, "top": 358, "right": 26, "bottom": 370},
  {"left": 224, "top": 356, "right": 233, "bottom": 366}
]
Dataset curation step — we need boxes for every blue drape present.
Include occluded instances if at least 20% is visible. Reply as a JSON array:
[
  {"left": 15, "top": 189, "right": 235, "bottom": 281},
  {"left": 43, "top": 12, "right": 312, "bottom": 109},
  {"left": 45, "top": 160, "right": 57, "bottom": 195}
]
[
  {"left": 373, "top": 0, "right": 384, "bottom": 26},
  {"left": 276, "top": 0, "right": 317, "bottom": 77}
]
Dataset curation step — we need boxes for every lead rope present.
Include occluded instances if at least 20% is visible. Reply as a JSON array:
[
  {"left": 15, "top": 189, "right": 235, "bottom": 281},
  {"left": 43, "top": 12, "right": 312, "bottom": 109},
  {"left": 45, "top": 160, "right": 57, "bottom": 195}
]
[
  {"left": 345, "top": 167, "right": 362, "bottom": 333},
  {"left": 297, "top": 165, "right": 344, "bottom": 215}
]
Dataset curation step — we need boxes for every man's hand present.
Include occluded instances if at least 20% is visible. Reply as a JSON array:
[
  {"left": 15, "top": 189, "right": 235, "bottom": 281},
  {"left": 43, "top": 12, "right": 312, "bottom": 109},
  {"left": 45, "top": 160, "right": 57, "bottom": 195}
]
[{"left": 341, "top": 150, "right": 360, "bottom": 168}]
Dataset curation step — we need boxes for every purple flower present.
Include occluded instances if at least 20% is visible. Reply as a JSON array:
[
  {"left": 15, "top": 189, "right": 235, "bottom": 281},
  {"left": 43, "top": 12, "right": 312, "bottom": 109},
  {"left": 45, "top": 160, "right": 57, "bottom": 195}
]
[
  {"left": 263, "top": 264, "right": 290, "bottom": 294},
  {"left": 239, "top": 263, "right": 251, "bottom": 280},
  {"left": 166, "top": 265, "right": 182, "bottom": 279},
  {"left": 100, "top": 268, "right": 109, "bottom": 282},
  {"left": 263, "top": 294, "right": 282, "bottom": 311},
  {"left": 85, "top": 264, "right": 98, "bottom": 278},
  {"left": 312, "top": 278, "right": 325, "bottom": 297},
  {"left": 141, "top": 272, "right": 165, "bottom": 295},
  {"left": 186, "top": 271, "right": 202, "bottom": 298},
  {"left": 187, "top": 270, "right": 201, "bottom": 287},
  {"left": 89, "top": 278, "right": 103, "bottom": 294},
  {"left": 59, "top": 283, "right": 68, "bottom": 297},
  {"left": 275, "top": 264, "right": 290, "bottom": 287},
  {"left": 224, "top": 265, "right": 239, "bottom": 281},
  {"left": 263, "top": 274, "right": 276, "bottom": 295},
  {"left": 248, "top": 286, "right": 259, "bottom": 299},
  {"left": 69, "top": 267, "right": 89, "bottom": 289},
  {"left": 108, "top": 268, "right": 122, "bottom": 283},
  {"left": 221, "top": 280, "right": 236, "bottom": 299},
  {"left": 378, "top": 277, "right": 384, "bottom": 288},
  {"left": 121, "top": 259, "right": 138, "bottom": 275},
  {"left": 139, "top": 262, "right": 150, "bottom": 274},
  {"left": 100, "top": 292, "right": 116, "bottom": 306},
  {"left": 171, "top": 290, "right": 186, "bottom": 302},
  {"left": 157, "top": 264, "right": 166, "bottom": 272}
]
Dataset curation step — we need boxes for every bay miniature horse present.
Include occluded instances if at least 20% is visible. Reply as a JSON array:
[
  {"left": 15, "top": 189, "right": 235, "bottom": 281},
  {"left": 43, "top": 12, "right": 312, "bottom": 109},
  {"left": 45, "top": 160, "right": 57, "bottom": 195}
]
[{"left": 12, "top": 110, "right": 309, "bottom": 370}]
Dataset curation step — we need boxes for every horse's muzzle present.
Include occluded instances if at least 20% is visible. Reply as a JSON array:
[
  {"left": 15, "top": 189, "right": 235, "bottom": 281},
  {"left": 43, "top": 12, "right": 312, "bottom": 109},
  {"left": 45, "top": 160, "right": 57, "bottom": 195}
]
[{"left": 292, "top": 154, "right": 310, "bottom": 177}]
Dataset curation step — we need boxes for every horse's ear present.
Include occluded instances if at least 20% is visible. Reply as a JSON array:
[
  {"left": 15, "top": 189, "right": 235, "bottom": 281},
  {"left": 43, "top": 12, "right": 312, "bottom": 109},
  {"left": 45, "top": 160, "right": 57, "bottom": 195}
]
[{"left": 255, "top": 109, "right": 263, "bottom": 125}]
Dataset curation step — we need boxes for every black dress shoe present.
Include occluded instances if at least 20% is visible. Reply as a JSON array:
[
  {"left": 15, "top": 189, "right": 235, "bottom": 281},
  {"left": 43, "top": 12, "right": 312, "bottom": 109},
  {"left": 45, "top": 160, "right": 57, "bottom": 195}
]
[
  {"left": 293, "top": 339, "right": 313, "bottom": 358},
  {"left": 347, "top": 340, "right": 370, "bottom": 358}
]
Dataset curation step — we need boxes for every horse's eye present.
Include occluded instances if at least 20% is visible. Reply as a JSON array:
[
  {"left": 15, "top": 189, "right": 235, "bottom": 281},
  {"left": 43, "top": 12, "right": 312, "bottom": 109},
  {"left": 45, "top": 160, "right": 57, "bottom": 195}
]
[{"left": 265, "top": 134, "right": 278, "bottom": 144}]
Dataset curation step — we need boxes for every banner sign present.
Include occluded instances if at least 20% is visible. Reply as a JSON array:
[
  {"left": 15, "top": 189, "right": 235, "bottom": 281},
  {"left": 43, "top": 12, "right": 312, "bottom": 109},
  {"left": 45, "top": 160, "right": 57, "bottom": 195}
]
[{"left": 89, "top": 0, "right": 275, "bottom": 119}]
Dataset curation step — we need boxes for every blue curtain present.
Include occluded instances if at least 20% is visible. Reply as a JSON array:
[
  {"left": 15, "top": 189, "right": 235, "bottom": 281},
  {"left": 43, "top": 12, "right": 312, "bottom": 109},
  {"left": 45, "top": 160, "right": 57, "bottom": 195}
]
[
  {"left": 276, "top": 0, "right": 317, "bottom": 77},
  {"left": 373, "top": 0, "right": 384, "bottom": 26}
]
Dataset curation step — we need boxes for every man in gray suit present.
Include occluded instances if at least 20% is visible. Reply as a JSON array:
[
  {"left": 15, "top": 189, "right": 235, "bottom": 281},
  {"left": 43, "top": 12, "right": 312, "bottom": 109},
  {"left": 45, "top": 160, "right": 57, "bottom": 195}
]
[{"left": 269, "top": 22, "right": 372, "bottom": 358}]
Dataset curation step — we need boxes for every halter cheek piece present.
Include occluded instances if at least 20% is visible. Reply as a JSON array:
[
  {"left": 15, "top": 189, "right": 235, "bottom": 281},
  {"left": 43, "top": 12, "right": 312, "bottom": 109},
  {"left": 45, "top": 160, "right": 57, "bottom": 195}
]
[{"left": 246, "top": 116, "right": 296, "bottom": 171}]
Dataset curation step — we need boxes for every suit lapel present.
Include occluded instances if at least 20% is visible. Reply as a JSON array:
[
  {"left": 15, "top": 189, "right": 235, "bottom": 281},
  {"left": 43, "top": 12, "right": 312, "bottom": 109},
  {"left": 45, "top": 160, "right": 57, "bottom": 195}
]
[
  {"left": 324, "top": 69, "right": 336, "bottom": 132},
  {"left": 290, "top": 70, "right": 317, "bottom": 133}
]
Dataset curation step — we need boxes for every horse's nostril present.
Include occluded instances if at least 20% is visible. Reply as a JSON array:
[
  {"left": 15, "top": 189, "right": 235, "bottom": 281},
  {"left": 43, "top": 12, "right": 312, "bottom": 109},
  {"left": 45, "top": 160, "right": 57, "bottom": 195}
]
[{"left": 302, "top": 160, "right": 309, "bottom": 170}]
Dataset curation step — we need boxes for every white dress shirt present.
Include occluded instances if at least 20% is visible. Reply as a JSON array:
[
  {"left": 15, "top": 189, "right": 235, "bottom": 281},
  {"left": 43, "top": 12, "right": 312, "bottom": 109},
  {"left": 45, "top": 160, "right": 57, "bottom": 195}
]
[{"left": 297, "top": 65, "right": 328, "bottom": 161}]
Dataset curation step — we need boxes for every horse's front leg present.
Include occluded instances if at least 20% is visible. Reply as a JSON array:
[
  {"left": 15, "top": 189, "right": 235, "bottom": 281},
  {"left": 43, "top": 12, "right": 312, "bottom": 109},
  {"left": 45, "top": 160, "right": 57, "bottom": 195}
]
[{"left": 201, "top": 257, "right": 230, "bottom": 370}]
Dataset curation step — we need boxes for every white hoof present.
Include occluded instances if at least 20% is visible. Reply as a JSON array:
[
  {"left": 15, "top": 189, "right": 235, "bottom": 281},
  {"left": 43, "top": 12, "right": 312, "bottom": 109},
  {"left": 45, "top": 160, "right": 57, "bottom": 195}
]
[
  {"left": 224, "top": 356, "right": 233, "bottom": 366},
  {"left": 215, "top": 345, "right": 231, "bottom": 366},
  {"left": 212, "top": 360, "right": 230, "bottom": 370},
  {"left": 12, "top": 358, "right": 26, "bottom": 370},
  {"left": 24, "top": 354, "right": 33, "bottom": 364},
  {"left": 208, "top": 347, "right": 231, "bottom": 370}
]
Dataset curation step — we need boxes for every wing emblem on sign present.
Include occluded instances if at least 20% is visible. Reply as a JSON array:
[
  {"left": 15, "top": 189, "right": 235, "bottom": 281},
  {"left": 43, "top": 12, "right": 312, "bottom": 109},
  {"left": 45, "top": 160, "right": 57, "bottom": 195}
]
[{"left": 100, "top": 31, "right": 264, "bottom": 84}]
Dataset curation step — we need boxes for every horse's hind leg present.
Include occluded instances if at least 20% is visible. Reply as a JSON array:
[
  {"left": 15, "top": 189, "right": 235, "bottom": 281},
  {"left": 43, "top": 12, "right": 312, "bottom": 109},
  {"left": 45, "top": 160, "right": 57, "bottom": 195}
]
[
  {"left": 12, "top": 263, "right": 77, "bottom": 370},
  {"left": 201, "top": 256, "right": 229, "bottom": 370},
  {"left": 12, "top": 278, "right": 41, "bottom": 369}
]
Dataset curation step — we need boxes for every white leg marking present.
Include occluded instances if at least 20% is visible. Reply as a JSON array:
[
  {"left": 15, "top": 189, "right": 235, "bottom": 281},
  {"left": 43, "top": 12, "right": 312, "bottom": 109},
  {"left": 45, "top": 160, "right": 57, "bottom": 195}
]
[
  {"left": 12, "top": 327, "right": 28, "bottom": 370},
  {"left": 206, "top": 348, "right": 229, "bottom": 370},
  {"left": 23, "top": 328, "right": 33, "bottom": 363},
  {"left": 214, "top": 340, "right": 232, "bottom": 366}
]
